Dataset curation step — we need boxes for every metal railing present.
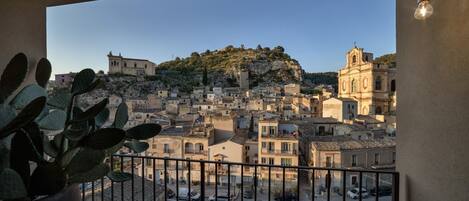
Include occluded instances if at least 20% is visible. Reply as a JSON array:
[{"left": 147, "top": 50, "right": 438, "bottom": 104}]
[{"left": 81, "top": 154, "right": 399, "bottom": 201}]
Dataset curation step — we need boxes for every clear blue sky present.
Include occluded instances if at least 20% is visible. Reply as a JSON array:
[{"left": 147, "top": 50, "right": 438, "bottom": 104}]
[{"left": 47, "top": 0, "right": 395, "bottom": 75}]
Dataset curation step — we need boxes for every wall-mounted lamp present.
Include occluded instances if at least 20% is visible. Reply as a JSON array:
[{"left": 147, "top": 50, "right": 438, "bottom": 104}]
[{"left": 414, "top": 0, "right": 433, "bottom": 20}]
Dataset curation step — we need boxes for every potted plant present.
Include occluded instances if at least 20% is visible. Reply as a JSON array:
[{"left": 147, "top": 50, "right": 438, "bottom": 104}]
[{"left": 0, "top": 53, "right": 161, "bottom": 201}]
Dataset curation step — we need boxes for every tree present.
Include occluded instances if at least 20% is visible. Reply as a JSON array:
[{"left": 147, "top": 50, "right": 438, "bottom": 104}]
[
  {"left": 274, "top": 46, "right": 285, "bottom": 53},
  {"left": 191, "top": 52, "right": 200, "bottom": 58},
  {"left": 202, "top": 66, "right": 208, "bottom": 86},
  {"left": 256, "top": 44, "right": 263, "bottom": 50}
]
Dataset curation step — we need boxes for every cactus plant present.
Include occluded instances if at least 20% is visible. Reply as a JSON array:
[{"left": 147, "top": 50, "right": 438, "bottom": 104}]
[{"left": 0, "top": 53, "right": 161, "bottom": 200}]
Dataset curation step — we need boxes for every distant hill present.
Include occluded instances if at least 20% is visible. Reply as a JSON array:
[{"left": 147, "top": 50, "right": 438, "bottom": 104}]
[
  {"left": 155, "top": 45, "right": 303, "bottom": 88},
  {"left": 374, "top": 53, "right": 396, "bottom": 67}
]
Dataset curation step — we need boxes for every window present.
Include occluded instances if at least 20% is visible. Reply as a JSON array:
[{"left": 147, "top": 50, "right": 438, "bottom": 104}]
[
  {"left": 281, "top": 158, "right": 292, "bottom": 166},
  {"left": 163, "top": 144, "right": 170, "bottom": 153},
  {"left": 134, "top": 63, "right": 137, "bottom": 67},
  {"left": 262, "top": 142, "right": 267, "bottom": 148},
  {"left": 352, "top": 55, "right": 357, "bottom": 64},
  {"left": 375, "top": 76, "right": 382, "bottom": 90},
  {"left": 124, "top": 62, "right": 127, "bottom": 67},
  {"left": 261, "top": 157, "right": 267, "bottom": 164},
  {"left": 152, "top": 144, "right": 157, "bottom": 149},
  {"left": 245, "top": 146, "right": 250, "bottom": 150},
  {"left": 363, "top": 78, "right": 368, "bottom": 89},
  {"left": 352, "top": 155, "right": 357, "bottom": 167},
  {"left": 342, "top": 81, "right": 346, "bottom": 91},
  {"left": 269, "top": 126, "right": 276, "bottom": 135},
  {"left": 281, "top": 142, "right": 289, "bottom": 152},
  {"left": 351, "top": 79, "right": 357, "bottom": 93},
  {"left": 374, "top": 153, "right": 380, "bottom": 165},
  {"left": 268, "top": 142, "right": 275, "bottom": 151},
  {"left": 261, "top": 126, "right": 267, "bottom": 135},
  {"left": 326, "top": 156, "right": 333, "bottom": 167},
  {"left": 375, "top": 106, "right": 383, "bottom": 114},
  {"left": 269, "top": 158, "right": 275, "bottom": 165},
  {"left": 391, "top": 79, "right": 396, "bottom": 92},
  {"left": 392, "top": 152, "right": 396, "bottom": 163},
  {"left": 318, "top": 126, "right": 325, "bottom": 134}
]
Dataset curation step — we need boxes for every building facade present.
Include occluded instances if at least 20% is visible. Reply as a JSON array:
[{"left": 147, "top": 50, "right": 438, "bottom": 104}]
[
  {"left": 108, "top": 52, "right": 157, "bottom": 76},
  {"left": 338, "top": 47, "right": 396, "bottom": 115}
]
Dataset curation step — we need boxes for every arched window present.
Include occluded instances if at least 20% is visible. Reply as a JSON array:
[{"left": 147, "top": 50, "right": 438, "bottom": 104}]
[
  {"left": 184, "top": 143, "right": 193, "bottom": 153},
  {"left": 375, "top": 106, "right": 383, "bottom": 114},
  {"left": 342, "top": 81, "right": 346, "bottom": 92},
  {"left": 351, "top": 79, "right": 357, "bottom": 93},
  {"left": 375, "top": 76, "right": 382, "bottom": 91},
  {"left": 391, "top": 80, "right": 396, "bottom": 92},
  {"left": 363, "top": 78, "right": 368, "bottom": 89},
  {"left": 352, "top": 55, "right": 357, "bottom": 64}
]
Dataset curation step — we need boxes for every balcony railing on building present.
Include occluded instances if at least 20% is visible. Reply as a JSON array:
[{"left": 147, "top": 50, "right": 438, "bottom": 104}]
[{"left": 82, "top": 154, "right": 399, "bottom": 201}]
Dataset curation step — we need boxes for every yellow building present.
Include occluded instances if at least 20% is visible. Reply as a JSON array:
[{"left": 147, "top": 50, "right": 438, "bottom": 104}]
[
  {"left": 258, "top": 119, "right": 299, "bottom": 181},
  {"left": 338, "top": 47, "right": 396, "bottom": 115}
]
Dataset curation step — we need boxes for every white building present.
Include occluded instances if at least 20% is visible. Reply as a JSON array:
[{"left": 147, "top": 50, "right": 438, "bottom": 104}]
[{"left": 108, "top": 52, "right": 157, "bottom": 76}]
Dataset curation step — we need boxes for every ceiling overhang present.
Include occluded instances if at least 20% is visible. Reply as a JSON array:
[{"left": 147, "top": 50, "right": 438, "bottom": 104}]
[{"left": 47, "top": 0, "right": 95, "bottom": 7}]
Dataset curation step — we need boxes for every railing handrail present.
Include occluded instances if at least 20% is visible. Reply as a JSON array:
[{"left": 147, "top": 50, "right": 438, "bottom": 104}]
[{"left": 112, "top": 153, "right": 398, "bottom": 174}]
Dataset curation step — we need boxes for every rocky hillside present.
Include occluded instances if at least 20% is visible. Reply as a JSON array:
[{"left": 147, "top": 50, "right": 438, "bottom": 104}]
[{"left": 155, "top": 45, "right": 303, "bottom": 88}]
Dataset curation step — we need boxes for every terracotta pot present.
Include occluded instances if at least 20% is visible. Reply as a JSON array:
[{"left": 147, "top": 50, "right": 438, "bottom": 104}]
[{"left": 36, "top": 184, "right": 81, "bottom": 201}]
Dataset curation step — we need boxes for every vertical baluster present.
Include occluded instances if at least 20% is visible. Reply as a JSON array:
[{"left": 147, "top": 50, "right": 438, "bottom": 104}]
[
  {"left": 312, "top": 169, "right": 315, "bottom": 201},
  {"left": 131, "top": 157, "right": 134, "bottom": 201},
  {"left": 164, "top": 158, "right": 168, "bottom": 201},
  {"left": 142, "top": 158, "right": 145, "bottom": 201},
  {"left": 111, "top": 156, "right": 114, "bottom": 201},
  {"left": 297, "top": 168, "right": 300, "bottom": 201},
  {"left": 359, "top": 171, "right": 363, "bottom": 201},
  {"left": 153, "top": 159, "right": 156, "bottom": 201},
  {"left": 82, "top": 183, "right": 85, "bottom": 201},
  {"left": 241, "top": 164, "right": 244, "bottom": 201},
  {"left": 327, "top": 170, "right": 331, "bottom": 201},
  {"left": 201, "top": 162, "right": 205, "bottom": 201},
  {"left": 91, "top": 181, "right": 95, "bottom": 201},
  {"left": 268, "top": 166, "right": 271, "bottom": 201},
  {"left": 188, "top": 160, "right": 191, "bottom": 201},
  {"left": 215, "top": 163, "right": 218, "bottom": 201},
  {"left": 120, "top": 156, "right": 124, "bottom": 201},
  {"left": 343, "top": 171, "right": 346, "bottom": 201},
  {"left": 282, "top": 167, "right": 286, "bottom": 201},
  {"left": 392, "top": 173, "right": 399, "bottom": 201},
  {"left": 101, "top": 178, "right": 104, "bottom": 201},
  {"left": 228, "top": 164, "right": 231, "bottom": 201},
  {"left": 254, "top": 165, "right": 257, "bottom": 201},
  {"left": 176, "top": 160, "right": 179, "bottom": 201},
  {"left": 375, "top": 172, "right": 380, "bottom": 201}
]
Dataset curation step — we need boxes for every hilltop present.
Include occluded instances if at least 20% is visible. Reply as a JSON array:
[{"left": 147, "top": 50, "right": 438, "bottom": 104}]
[{"left": 152, "top": 45, "right": 303, "bottom": 89}]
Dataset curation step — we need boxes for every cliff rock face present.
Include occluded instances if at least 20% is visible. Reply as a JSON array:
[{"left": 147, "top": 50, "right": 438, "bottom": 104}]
[{"left": 157, "top": 45, "right": 303, "bottom": 86}]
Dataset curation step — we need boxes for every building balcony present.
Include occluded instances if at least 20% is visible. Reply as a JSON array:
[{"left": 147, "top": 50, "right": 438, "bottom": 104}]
[
  {"left": 82, "top": 154, "right": 399, "bottom": 201},
  {"left": 261, "top": 149, "right": 298, "bottom": 156}
]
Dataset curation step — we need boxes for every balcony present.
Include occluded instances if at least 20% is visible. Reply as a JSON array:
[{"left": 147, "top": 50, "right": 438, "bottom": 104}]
[
  {"left": 261, "top": 149, "right": 298, "bottom": 156},
  {"left": 82, "top": 154, "right": 399, "bottom": 201}
]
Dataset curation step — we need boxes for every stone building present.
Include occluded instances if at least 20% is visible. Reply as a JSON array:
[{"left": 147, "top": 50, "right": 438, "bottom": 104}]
[
  {"left": 322, "top": 97, "right": 358, "bottom": 122},
  {"left": 338, "top": 47, "right": 396, "bottom": 115},
  {"left": 108, "top": 52, "right": 157, "bottom": 76}
]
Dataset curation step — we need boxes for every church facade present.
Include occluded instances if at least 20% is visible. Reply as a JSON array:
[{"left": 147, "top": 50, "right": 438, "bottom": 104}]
[
  {"left": 338, "top": 47, "right": 396, "bottom": 115},
  {"left": 108, "top": 52, "right": 157, "bottom": 76}
]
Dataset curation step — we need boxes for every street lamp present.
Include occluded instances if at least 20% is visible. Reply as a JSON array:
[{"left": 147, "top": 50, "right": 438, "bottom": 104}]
[{"left": 414, "top": 0, "right": 434, "bottom": 20}]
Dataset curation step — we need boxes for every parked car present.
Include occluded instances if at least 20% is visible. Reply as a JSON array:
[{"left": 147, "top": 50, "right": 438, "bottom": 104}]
[
  {"left": 347, "top": 188, "right": 369, "bottom": 199},
  {"left": 274, "top": 191, "right": 297, "bottom": 201},
  {"left": 243, "top": 188, "right": 254, "bottom": 199},
  {"left": 167, "top": 189, "right": 176, "bottom": 199},
  {"left": 177, "top": 187, "right": 201, "bottom": 201},
  {"left": 370, "top": 186, "right": 393, "bottom": 197},
  {"left": 208, "top": 191, "right": 236, "bottom": 201}
]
